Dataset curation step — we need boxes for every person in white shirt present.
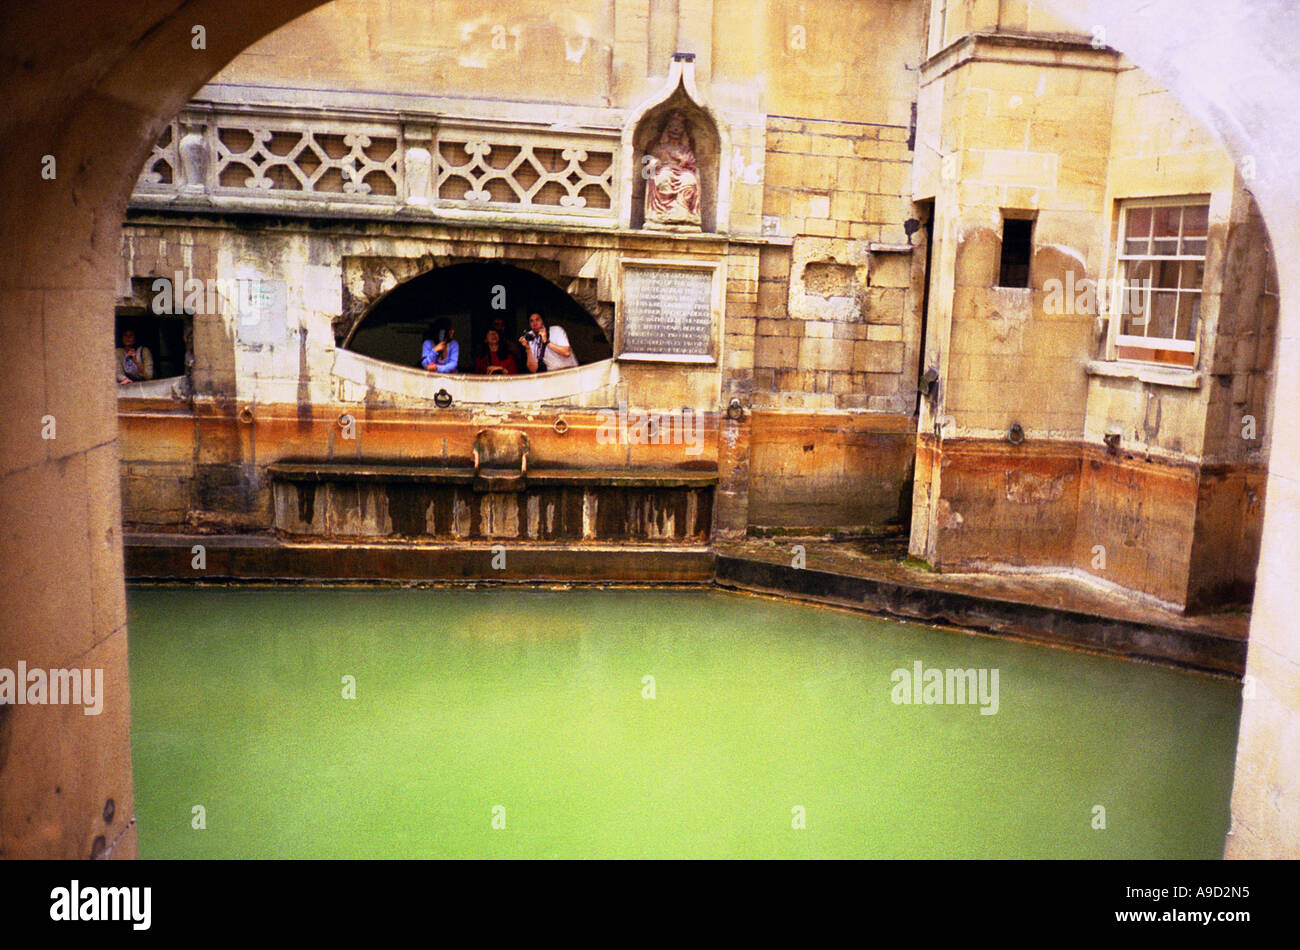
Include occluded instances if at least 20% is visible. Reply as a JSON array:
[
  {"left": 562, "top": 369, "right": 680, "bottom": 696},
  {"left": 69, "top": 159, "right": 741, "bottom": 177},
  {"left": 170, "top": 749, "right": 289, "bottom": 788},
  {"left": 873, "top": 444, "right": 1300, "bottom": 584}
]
[{"left": 519, "top": 311, "right": 579, "bottom": 372}]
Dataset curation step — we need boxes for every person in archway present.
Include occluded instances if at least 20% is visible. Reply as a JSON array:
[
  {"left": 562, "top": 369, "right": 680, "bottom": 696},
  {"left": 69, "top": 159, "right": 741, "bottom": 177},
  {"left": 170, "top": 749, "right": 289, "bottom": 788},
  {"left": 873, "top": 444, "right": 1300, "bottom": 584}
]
[
  {"left": 421, "top": 318, "right": 459, "bottom": 373},
  {"left": 520, "top": 311, "right": 578, "bottom": 373},
  {"left": 475, "top": 327, "right": 518, "bottom": 375},
  {"left": 115, "top": 328, "right": 154, "bottom": 384},
  {"left": 491, "top": 315, "right": 525, "bottom": 368}
]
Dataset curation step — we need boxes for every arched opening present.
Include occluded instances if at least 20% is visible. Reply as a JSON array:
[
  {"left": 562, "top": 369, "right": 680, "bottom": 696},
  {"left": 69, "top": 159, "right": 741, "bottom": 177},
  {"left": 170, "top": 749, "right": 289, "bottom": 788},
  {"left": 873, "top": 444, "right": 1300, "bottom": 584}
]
[{"left": 343, "top": 262, "right": 613, "bottom": 374}]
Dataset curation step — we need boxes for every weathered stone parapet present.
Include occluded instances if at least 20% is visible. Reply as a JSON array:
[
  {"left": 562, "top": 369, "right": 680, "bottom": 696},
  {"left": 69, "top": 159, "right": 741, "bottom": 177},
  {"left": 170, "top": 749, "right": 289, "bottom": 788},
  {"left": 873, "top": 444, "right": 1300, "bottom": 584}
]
[{"left": 133, "top": 95, "right": 622, "bottom": 228}]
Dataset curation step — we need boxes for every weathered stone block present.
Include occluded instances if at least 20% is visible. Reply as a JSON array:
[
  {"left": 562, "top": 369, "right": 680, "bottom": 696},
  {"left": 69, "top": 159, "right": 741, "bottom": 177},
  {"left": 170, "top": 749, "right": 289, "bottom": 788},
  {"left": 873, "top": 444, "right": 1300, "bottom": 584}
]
[
  {"left": 857, "top": 341, "right": 905, "bottom": 373},
  {"left": 798, "top": 336, "right": 854, "bottom": 372}
]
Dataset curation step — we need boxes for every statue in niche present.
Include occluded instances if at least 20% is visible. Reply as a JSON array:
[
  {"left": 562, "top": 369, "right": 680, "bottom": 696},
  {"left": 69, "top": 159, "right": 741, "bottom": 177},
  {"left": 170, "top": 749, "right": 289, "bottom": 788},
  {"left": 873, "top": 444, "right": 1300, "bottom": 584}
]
[{"left": 643, "top": 110, "right": 702, "bottom": 231}]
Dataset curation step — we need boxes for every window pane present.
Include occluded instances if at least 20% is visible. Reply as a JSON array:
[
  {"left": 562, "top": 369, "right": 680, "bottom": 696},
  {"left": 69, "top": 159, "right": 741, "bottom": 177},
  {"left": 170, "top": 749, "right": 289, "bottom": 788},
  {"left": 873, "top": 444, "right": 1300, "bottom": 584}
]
[
  {"left": 1125, "top": 206, "right": 1153, "bottom": 238},
  {"left": 1154, "top": 206, "right": 1181, "bottom": 237},
  {"left": 1152, "top": 238, "right": 1179, "bottom": 255},
  {"left": 1180, "top": 261, "right": 1205, "bottom": 291},
  {"left": 1153, "top": 260, "right": 1182, "bottom": 289},
  {"left": 1120, "top": 310, "right": 1148, "bottom": 336},
  {"left": 1124, "top": 237, "right": 1149, "bottom": 256},
  {"left": 1159, "top": 206, "right": 1190, "bottom": 237},
  {"left": 1116, "top": 345, "right": 1196, "bottom": 367},
  {"left": 1149, "top": 292, "right": 1177, "bottom": 338},
  {"left": 1181, "top": 237, "right": 1206, "bottom": 257},
  {"left": 1182, "top": 204, "right": 1209, "bottom": 236},
  {"left": 1175, "top": 294, "right": 1200, "bottom": 341},
  {"left": 1124, "top": 261, "right": 1151, "bottom": 302},
  {"left": 1118, "top": 281, "right": 1146, "bottom": 321}
]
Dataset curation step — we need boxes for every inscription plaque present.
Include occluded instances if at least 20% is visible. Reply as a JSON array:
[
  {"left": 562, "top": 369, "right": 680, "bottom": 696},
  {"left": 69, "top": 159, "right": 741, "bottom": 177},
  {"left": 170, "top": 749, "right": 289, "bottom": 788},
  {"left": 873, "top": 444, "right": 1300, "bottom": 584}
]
[
  {"left": 619, "top": 262, "right": 717, "bottom": 362},
  {"left": 235, "top": 277, "right": 289, "bottom": 346}
]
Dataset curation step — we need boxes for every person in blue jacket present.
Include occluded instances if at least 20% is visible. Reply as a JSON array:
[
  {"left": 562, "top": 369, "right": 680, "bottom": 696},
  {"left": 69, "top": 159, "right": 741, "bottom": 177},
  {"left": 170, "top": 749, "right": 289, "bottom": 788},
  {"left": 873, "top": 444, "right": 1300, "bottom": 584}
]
[{"left": 421, "top": 318, "right": 459, "bottom": 373}]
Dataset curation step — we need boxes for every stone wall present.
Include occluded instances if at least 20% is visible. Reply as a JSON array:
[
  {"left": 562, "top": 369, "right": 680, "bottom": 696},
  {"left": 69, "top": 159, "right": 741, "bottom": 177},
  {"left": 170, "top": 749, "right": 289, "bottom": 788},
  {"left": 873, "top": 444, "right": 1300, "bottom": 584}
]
[
  {"left": 119, "top": 215, "right": 743, "bottom": 399},
  {"left": 112, "top": 0, "right": 936, "bottom": 539},
  {"left": 747, "top": 411, "right": 915, "bottom": 531},
  {"left": 117, "top": 206, "right": 750, "bottom": 533},
  {"left": 753, "top": 119, "right": 924, "bottom": 413},
  {"left": 211, "top": 0, "right": 620, "bottom": 107},
  {"left": 906, "top": 24, "right": 1275, "bottom": 610},
  {"left": 120, "top": 400, "right": 724, "bottom": 531}
]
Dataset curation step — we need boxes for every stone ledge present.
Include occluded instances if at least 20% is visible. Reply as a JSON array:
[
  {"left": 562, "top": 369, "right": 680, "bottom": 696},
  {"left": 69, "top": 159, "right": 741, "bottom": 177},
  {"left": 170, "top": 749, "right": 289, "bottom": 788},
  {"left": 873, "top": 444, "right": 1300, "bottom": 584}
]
[
  {"left": 125, "top": 534, "right": 716, "bottom": 584},
  {"left": 333, "top": 348, "right": 618, "bottom": 405},
  {"left": 715, "top": 554, "right": 1245, "bottom": 677},
  {"left": 1085, "top": 359, "right": 1203, "bottom": 389},
  {"left": 922, "top": 30, "right": 1124, "bottom": 81},
  {"left": 266, "top": 461, "right": 719, "bottom": 488},
  {"left": 123, "top": 531, "right": 1244, "bottom": 676}
]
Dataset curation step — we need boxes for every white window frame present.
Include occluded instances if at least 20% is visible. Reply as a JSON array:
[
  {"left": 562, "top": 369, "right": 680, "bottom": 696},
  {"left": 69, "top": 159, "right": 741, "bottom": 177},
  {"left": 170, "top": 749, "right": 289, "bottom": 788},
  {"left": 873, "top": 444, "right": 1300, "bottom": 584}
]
[
  {"left": 928, "top": 0, "right": 949, "bottom": 57},
  {"left": 1106, "top": 196, "right": 1210, "bottom": 368}
]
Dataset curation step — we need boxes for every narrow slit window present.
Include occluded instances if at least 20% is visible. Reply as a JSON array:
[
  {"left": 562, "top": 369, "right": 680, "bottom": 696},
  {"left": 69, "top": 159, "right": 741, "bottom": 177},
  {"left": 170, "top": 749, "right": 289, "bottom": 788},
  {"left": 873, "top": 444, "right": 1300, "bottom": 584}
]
[{"left": 998, "top": 218, "right": 1033, "bottom": 288}]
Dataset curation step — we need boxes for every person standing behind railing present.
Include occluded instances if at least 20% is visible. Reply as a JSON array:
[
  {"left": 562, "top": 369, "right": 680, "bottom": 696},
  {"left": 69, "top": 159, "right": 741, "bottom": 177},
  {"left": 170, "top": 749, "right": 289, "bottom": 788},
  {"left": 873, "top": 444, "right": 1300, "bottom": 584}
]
[
  {"left": 490, "top": 316, "right": 524, "bottom": 368},
  {"left": 519, "top": 311, "right": 578, "bottom": 373},
  {"left": 475, "top": 328, "right": 518, "bottom": 375},
  {"left": 116, "top": 328, "right": 154, "bottom": 384},
  {"left": 421, "top": 318, "right": 459, "bottom": 373}
]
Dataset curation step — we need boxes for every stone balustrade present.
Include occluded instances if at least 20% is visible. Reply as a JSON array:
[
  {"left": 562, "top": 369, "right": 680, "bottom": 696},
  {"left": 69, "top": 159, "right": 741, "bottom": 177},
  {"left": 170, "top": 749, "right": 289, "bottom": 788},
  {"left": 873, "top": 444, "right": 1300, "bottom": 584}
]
[{"left": 132, "top": 99, "right": 620, "bottom": 225}]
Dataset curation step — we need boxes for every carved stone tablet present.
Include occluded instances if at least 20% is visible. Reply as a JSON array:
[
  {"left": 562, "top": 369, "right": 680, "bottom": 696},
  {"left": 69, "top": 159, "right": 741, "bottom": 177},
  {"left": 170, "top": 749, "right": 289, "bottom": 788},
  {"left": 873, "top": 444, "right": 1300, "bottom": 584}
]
[{"left": 618, "top": 261, "right": 717, "bottom": 362}]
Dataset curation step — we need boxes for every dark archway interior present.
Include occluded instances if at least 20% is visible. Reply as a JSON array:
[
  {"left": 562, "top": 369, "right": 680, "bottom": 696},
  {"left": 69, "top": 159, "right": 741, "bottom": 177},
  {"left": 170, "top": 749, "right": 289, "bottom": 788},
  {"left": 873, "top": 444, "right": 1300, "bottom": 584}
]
[{"left": 346, "top": 262, "right": 613, "bottom": 372}]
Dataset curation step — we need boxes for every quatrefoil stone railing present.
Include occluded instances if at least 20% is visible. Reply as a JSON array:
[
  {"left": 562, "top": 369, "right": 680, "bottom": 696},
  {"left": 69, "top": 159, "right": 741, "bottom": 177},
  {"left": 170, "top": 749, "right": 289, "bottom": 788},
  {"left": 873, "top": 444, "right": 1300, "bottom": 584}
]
[
  {"left": 436, "top": 140, "right": 614, "bottom": 210},
  {"left": 133, "top": 104, "right": 620, "bottom": 225}
]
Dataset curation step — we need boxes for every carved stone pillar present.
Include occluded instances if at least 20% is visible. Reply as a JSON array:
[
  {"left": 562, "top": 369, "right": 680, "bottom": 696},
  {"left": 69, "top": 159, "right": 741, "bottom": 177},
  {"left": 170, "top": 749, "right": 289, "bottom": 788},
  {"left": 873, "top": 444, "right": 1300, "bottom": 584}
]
[
  {"left": 404, "top": 124, "right": 435, "bottom": 206},
  {"left": 177, "top": 122, "right": 207, "bottom": 193}
]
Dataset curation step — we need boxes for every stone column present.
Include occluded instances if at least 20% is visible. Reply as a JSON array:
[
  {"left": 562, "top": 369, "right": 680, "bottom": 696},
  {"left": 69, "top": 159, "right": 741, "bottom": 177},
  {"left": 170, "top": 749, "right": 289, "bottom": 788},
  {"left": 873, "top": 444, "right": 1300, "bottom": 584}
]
[{"left": 711, "top": 408, "right": 751, "bottom": 540}]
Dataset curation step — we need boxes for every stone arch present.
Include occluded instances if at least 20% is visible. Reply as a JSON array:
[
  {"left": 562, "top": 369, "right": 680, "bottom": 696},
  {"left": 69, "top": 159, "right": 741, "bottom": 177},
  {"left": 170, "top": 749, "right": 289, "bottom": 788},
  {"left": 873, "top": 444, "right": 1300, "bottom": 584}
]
[
  {"left": 336, "top": 254, "right": 615, "bottom": 353},
  {"left": 0, "top": 0, "right": 336, "bottom": 861},
  {"left": 975, "top": 0, "right": 1299, "bottom": 861},
  {"left": 340, "top": 260, "right": 614, "bottom": 371}
]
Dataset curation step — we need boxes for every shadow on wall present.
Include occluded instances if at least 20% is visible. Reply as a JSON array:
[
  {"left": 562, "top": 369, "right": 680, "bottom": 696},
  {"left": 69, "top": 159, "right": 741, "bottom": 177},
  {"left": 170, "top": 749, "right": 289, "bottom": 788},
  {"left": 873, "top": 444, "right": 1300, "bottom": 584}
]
[{"left": 344, "top": 261, "right": 612, "bottom": 371}]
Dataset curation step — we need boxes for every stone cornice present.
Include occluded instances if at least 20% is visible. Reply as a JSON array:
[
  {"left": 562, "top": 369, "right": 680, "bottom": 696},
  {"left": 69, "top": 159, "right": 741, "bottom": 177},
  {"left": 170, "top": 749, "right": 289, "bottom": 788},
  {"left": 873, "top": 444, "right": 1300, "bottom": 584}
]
[{"left": 920, "top": 30, "right": 1124, "bottom": 86}]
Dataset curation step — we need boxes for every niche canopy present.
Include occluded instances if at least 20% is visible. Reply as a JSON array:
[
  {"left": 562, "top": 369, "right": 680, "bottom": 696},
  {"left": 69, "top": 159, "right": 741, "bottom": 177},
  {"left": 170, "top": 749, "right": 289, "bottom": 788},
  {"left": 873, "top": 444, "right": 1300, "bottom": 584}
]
[{"left": 621, "top": 53, "right": 729, "bottom": 235}]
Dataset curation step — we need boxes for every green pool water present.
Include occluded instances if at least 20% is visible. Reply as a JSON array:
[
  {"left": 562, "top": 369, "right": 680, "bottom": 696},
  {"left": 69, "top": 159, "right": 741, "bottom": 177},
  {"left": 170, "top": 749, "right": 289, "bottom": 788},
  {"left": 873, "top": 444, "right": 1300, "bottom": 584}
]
[{"left": 126, "top": 586, "right": 1241, "bottom": 858}]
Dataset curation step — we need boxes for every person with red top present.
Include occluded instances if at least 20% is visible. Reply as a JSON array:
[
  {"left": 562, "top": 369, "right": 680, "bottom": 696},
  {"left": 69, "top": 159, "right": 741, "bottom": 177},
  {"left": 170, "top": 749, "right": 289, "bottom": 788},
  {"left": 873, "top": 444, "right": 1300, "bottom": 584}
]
[
  {"left": 491, "top": 316, "right": 525, "bottom": 368},
  {"left": 474, "top": 328, "right": 518, "bottom": 375}
]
